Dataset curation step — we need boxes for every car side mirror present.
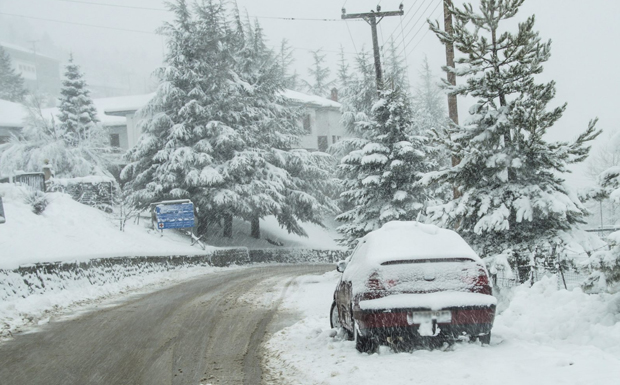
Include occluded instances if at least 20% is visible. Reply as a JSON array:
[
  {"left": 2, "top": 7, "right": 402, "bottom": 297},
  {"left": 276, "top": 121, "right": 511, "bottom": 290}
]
[{"left": 336, "top": 260, "right": 348, "bottom": 273}]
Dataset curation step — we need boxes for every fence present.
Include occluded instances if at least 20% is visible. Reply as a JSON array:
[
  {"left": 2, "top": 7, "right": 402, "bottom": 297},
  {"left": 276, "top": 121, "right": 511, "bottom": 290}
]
[
  {"left": 47, "top": 177, "right": 117, "bottom": 211},
  {"left": 492, "top": 262, "right": 587, "bottom": 291},
  {"left": 5, "top": 173, "right": 46, "bottom": 192}
]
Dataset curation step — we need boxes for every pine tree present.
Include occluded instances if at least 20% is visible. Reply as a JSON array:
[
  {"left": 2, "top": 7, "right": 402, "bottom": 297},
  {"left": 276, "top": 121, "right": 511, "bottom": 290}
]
[
  {"left": 384, "top": 38, "right": 408, "bottom": 89},
  {"left": 0, "top": 93, "right": 110, "bottom": 178},
  {"left": 0, "top": 46, "right": 27, "bottom": 102},
  {"left": 304, "top": 49, "right": 334, "bottom": 97},
  {"left": 122, "top": 0, "right": 336, "bottom": 238},
  {"left": 584, "top": 167, "right": 620, "bottom": 293},
  {"left": 413, "top": 56, "right": 446, "bottom": 131},
  {"left": 336, "top": 86, "right": 438, "bottom": 246},
  {"left": 57, "top": 54, "right": 100, "bottom": 147},
  {"left": 426, "top": 0, "right": 600, "bottom": 263},
  {"left": 277, "top": 39, "right": 298, "bottom": 90},
  {"left": 336, "top": 49, "right": 377, "bottom": 138}
]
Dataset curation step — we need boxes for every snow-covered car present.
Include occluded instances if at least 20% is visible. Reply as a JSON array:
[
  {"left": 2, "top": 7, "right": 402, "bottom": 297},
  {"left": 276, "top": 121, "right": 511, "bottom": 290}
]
[{"left": 331, "top": 221, "right": 497, "bottom": 352}]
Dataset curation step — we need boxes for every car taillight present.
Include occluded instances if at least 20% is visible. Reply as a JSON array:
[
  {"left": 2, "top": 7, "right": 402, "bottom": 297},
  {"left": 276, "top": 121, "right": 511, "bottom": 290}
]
[
  {"left": 464, "top": 269, "right": 492, "bottom": 295},
  {"left": 367, "top": 272, "right": 385, "bottom": 291},
  {"left": 366, "top": 272, "right": 398, "bottom": 291}
]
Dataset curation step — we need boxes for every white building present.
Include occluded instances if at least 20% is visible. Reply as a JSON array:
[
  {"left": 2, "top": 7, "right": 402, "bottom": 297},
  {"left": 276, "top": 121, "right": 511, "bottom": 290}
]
[
  {"left": 0, "top": 99, "right": 28, "bottom": 144},
  {"left": 104, "top": 89, "right": 345, "bottom": 153}
]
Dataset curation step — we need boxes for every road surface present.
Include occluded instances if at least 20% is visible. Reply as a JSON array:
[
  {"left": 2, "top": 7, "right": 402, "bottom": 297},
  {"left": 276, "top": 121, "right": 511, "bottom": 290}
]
[{"left": 0, "top": 264, "right": 332, "bottom": 385}]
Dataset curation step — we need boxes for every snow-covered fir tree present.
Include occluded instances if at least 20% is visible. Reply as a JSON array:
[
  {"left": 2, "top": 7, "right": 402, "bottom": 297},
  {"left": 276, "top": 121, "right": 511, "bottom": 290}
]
[
  {"left": 122, "top": 0, "right": 336, "bottom": 238},
  {"left": 585, "top": 167, "right": 620, "bottom": 293},
  {"left": 0, "top": 94, "right": 111, "bottom": 178},
  {"left": 384, "top": 38, "right": 408, "bottom": 89},
  {"left": 57, "top": 54, "right": 101, "bottom": 147},
  {"left": 426, "top": 0, "right": 600, "bottom": 264},
  {"left": 304, "top": 49, "right": 334, "bottom": 98},
  {"left": 336, "top": 86, "right": 439, "bottom": 246},
  {"left": 336, "top": 49, "right": 377, "bottom": 139},
  {"left": 0, "top": 46, "right": 27, "bottom": 102}
]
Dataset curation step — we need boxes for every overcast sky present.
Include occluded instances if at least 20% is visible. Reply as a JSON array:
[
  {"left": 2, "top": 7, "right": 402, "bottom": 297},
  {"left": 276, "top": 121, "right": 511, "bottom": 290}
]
[{"left": 0, "top": 0, "right": 618, "bottom": 185}]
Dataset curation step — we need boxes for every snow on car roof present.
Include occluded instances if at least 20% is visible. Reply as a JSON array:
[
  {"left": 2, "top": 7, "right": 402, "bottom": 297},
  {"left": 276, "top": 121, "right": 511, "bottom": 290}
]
[{"left": 356, "top": 221, "right": 481, "bottom": 264}]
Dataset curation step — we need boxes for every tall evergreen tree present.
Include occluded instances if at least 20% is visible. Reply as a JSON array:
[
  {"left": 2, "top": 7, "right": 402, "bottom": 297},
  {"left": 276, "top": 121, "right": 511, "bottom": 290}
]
[
  {"left": 0, "top": 46, "right": 27, "bottom": 102},
  {"left": 57, "top": 54, "right": 100, "bottom": 147},
  {"left": 584, "top": 167, "right": 620, "bottom": 293},
  {"left": 336, "top": 49, "right": 377, "bottom": 139},
  {"left": 304, "top": 49, "right": 334, "bottom": 97},
  {"left": 122, "top": 0, "right": 336, "bottom": 238},
  {"left": 426, "top": 0, "right": 600, "bottom": 262},
  {"left": 384, "top": 38, "right": 408, "bottom": 89},
  {"left": 336, "top": 86, "right": 439, "bottom": 246}
]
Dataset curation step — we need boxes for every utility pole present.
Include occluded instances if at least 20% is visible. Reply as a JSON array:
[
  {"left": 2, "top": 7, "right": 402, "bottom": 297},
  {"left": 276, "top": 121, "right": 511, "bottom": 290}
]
[
  {"left": 443, "top": 0, "right": 459, "bottom": 135},
  {"left": 342, "top": 4, "right": 404, "bottom": 92},
  {"left": 443, "top": 0, "right": 461, "bottom": 200}
]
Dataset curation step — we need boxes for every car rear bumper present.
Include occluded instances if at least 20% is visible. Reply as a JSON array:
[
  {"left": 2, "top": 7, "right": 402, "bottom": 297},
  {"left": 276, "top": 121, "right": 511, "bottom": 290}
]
[{"left": 352, "top": 306, "right": 495, "bottom": 339}]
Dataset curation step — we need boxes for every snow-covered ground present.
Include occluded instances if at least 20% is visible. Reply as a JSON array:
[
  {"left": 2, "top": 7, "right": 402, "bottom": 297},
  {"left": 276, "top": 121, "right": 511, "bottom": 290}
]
[
  {"left": 265, "top": 272, "right": 620, "bottom": 385},
  {"left": 0, "top": 183, "right": 340, "bottom": 270}
]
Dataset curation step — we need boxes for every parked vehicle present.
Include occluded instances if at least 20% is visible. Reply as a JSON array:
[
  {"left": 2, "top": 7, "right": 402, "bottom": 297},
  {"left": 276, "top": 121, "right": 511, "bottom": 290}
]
[{"left": 331, "top": 221, "right": 496, "bottom": 353}]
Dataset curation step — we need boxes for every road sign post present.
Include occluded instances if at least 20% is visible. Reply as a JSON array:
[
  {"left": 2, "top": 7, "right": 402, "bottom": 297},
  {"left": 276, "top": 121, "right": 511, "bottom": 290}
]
[{"left": 0, "top": 197, "right": 5, "bottom": 224}]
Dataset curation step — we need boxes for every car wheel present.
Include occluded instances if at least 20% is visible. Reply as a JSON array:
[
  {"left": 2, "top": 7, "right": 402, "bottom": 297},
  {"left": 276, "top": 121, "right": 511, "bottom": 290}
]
[
  {"left": 330, "top": 301, "right": 341, "bottom": 329},
  {"left": 478, "top": 332, "right": 491, "bottom": 345},
  {"left": 354, "top": 322, "right": 378, "bottom": 354}
]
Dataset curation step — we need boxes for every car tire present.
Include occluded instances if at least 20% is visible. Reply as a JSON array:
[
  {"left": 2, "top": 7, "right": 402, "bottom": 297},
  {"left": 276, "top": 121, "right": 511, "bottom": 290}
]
[
  {"left": 354, "top": 322, "right": 378, "bottom": 354},
  {"left": 479, "top": 332, "right": 491, "bottom": 345},
  {"left": 330, "top": 301, "right": 341, "bottom": 329}
]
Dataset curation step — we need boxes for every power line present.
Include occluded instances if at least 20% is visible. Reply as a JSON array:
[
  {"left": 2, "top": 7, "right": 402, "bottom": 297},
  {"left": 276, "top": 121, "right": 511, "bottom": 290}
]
[
  {"left": 0, "top": 11, "right": 158, "bottom": 35},
  {"left": 399, "top": 0, "right": 436, "bottom": 49},
  {"left": 46, "top": 0, "right": 355, "bottom": 22},
  {"left": 402, "top": 0, "right": 441, "bottom": 55},
  {"left": 50, "top": 0, "right": 165, "bottom": 11},
  {"left": 0, "top": 11, "right": 356, "bottom": 57}
]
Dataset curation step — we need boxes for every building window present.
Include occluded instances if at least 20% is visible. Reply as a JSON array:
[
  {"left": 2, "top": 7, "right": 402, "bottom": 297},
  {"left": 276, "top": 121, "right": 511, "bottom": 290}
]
[
  {"left": 317, "top": 136, "right": 328, "bottom": 152},
  {"left": 332, "top": 135, "right": 341, "bottom": 144},
  {"left": 303, "top": 114, "right": 312, "bottom": 133},
  {"left": 110, "top": 133, "right": 120, "bottom": 148}
]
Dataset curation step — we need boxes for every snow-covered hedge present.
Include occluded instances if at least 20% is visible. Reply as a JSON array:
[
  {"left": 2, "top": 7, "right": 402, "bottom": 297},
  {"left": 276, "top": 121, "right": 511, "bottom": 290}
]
[{"left": 249, "top": 249, "right": 347, "bottom": 264}]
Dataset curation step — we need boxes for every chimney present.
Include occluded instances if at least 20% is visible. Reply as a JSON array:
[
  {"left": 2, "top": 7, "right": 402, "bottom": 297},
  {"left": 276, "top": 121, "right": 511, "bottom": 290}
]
[{"left": 330, "top": 88, "right": 338, "bottom": 102}]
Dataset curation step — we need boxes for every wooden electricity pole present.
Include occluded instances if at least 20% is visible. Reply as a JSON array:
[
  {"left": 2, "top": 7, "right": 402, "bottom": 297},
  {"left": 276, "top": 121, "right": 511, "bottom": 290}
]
[
  {"left": 443, "top": 0, "right": 459, "bottom": 142},
  {"left": 443, "top": 0, "right": 462, "bottom": 201},
  {"left": 342, "top": 4, "right": 404, "bottom": 92}
]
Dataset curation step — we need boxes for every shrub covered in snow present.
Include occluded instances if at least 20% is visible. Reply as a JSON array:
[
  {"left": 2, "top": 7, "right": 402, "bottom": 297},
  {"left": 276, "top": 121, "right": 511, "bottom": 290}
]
[{"left": 24, "top": 190, "right": 48, "bottom": 215}]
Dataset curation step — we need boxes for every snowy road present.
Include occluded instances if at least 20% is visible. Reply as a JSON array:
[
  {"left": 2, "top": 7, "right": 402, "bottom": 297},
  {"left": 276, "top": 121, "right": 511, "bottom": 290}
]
[{"left": 0, "top": 264, "right": 332, "bottom": 385}]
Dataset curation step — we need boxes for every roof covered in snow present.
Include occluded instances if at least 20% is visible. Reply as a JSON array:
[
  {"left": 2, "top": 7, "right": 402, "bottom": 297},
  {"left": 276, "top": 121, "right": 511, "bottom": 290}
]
[
  {"left": 0, "top": 99, "right": 28, "bottom": 128},
  {"left": 100, "top": 90, "right": 340, "bottom": 117},
  {"left": 102, "top": 93, "right": 156, "bottom": 116},
  {"left": 0, "top": 42, "right": 58, "bottom": 61},
  {"left": 354, "top": 221, "right": 481, "bottom": 264},
  {"left": 282, "top": 89, "right": 341, "bottom": 109}
]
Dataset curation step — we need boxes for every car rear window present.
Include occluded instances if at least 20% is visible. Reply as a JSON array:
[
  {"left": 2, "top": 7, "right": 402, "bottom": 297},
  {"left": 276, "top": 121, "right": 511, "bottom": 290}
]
[{"left": 361, "top": 258, "right": 485, "bottom": 295}]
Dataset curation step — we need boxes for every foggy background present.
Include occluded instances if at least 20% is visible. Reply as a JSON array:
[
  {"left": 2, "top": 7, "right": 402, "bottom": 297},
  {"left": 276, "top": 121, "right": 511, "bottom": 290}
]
[{"left": 0, "top": 0, "right": 617, "bottom": 185}]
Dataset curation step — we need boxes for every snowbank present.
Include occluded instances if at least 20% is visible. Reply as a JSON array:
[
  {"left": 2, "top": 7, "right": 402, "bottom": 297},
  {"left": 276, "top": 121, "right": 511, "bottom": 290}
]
[
  {"left": 264, "top": 272, "right": 620, "bottom": 385},
  {"left": 0, "top": 184, "right": 213, "bottom": 270}
]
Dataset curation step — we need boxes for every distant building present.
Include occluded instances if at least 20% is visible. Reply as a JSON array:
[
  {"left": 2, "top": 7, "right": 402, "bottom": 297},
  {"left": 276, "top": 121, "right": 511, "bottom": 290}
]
[
  {"left": 104, "top": 89, "right": 346, "bottom": 154},
  {"left": 0, "top": 99, "right": 28, "bottom": 144},
  {"left": 0, "top": 42, "right": 61, "bottom": 100}
]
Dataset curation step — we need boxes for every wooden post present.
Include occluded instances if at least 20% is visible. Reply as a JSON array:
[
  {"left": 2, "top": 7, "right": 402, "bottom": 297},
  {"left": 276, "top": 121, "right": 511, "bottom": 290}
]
[{"left": 342, "top": 5, "right": 404, "bottom": 92}]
